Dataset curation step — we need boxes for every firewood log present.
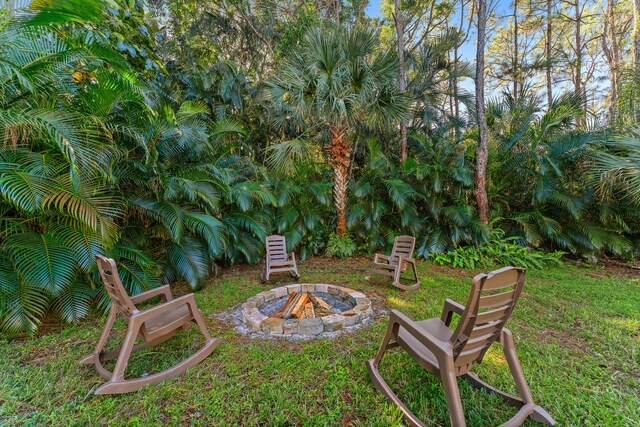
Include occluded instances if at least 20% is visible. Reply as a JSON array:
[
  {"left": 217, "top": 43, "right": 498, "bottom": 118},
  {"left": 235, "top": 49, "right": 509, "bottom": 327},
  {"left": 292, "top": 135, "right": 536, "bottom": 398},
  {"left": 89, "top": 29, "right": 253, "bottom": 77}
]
[{"left": 290, "top": 293, "right": 309, "bottom": 319}]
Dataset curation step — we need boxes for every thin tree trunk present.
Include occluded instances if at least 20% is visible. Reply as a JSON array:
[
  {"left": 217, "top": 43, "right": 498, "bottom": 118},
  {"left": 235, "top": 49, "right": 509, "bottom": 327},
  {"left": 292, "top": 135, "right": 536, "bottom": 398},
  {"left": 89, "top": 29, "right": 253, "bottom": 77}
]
[
  {"left": 326, "top": 124, "right": 352, "bottom": 236},
  {"left": 633, "top": 0, "right": 640, "bottom": 121},
  {"left": 574, "top": 0, "right": 583, "bottom": 123},
  {"left": 634, "top": 0, "right": 640, "bottom": 72},
  {"left": 546, "top": 0, "right": 553, "bottom": 107},
  {"left": 475, "top": 0, "right": 490, "bottom": 224},
  {"left": 454, "top": 41, "right": 460, "bottom": 121},
  {"left": 395, "top": 0, "right": 408, "bottom": 162},
  {"left": 513, "top": 0, "right": 519, "bottom": 101},
  {"left": 602, "top": 0, "right": 619, "bottom": 123}
]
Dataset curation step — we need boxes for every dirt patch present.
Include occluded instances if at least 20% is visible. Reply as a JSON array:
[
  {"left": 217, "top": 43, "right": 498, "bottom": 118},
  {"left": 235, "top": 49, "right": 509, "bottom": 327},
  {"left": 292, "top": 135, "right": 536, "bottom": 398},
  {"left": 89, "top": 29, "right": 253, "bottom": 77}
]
[{"left": 583, "top": 257, "right": 640, "bottom": 279}]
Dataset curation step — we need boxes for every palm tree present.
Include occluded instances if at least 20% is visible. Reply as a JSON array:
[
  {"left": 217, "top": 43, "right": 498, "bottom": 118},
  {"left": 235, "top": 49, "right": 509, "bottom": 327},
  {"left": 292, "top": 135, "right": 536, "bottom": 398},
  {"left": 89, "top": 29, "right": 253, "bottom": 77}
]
[
  {"left": 594, "top": 129, "right": 640, "bottom": 205},
  {"left": 0, "top": 0, "right": 271, "bottom": 334},
  {"left": 488, "top": 91, "right": 631, "bottom": 254},
  {"left": 264, "top": 26, "right": 409, "bottom": 236}
]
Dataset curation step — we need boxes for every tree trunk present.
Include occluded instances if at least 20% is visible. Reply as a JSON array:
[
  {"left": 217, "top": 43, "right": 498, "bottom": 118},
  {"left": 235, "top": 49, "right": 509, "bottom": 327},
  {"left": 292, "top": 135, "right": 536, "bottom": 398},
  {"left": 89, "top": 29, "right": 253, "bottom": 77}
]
[
  {"left": 326, "top": 124, "right": 352, "bottom": 236},
  {"left": 546, "top": 0, "right": 553, "bottom": 107},
  {"left": 602, "top": 0, "right": 619, "bottom": 123},
  {"left": 574, "top": 0, "right": 583, "bottom": 123},
  {"left": 633, "top": 0, "right": 640, "bottom": 122},
  {"left": 634, "top": 0, "right": 640, "bottom": 72},
  {"left": 395, "top": 0, "right": 408, "bottom": 162},
  {"left": 475, "top": 0, "right": 490, "bottom": 224},
  {"left": 513, "top": 0, "right": 519, "bottom": 102},
  {"left": 454, "top": 41, "right": 460, "bottom": 122}
]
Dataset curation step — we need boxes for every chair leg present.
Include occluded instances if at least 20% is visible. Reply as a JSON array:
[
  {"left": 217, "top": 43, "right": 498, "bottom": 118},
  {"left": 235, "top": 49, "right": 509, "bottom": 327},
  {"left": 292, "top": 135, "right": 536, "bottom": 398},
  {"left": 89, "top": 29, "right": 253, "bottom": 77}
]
[
  {"left": 372, "top": 321, "right": 399, "bottom": 367},
  {"left": 191, "top": 307, "right": 213, "bottom": 342},
  {"left": 367, "top": 320, "right": 427, "bottom": 427},
  {"left": 409, "top": 262, "right": 421, "bottom": 288},
  {"left": 80, "top": 307, "right": 117, "bottom": 365},
  {"left": 440, "top": 363, "right": 467, "bottom": 427},
  {"left": 390, "top": 266, "right": 402, "bottom": 288},
  {"left": 501, "top": 329, "right": 555, "bottom": 425},
  {"left": 393, "top": 263, "right": 421, "bottom": 291},
  {"left": 109, "top": 321, "right": 140, "bottom": 383},
  {"left": 464, "top": 330, "right": 555, "bottom": 426}
]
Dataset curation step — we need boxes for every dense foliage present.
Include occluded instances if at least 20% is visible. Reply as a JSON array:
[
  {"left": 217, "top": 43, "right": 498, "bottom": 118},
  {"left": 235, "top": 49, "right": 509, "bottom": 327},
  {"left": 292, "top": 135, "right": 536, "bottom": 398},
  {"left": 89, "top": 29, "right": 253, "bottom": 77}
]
[{"left": 0, "top": 0, "right": 638, "bottom": 335}]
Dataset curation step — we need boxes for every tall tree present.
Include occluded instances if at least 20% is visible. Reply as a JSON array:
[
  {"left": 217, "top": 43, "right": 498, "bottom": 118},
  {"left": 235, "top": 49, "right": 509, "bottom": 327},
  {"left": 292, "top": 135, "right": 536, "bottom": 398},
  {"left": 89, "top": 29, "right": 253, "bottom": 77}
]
[
  {"left": 453, "top": 0, "right": 474, "bottom": 123},
  {"left": 557, "top": 0, "right": 602, "bottom": 123},
  {"left": 634, "top": 0, "right": 640, "bottom": 71},
  {"left": 475, "top": 0, "right": 490, "bottom": 224},
  {"left": 265, "top": 28, "right": 409, "bottom": 236},
  {"left": 486, "top": 1, "right": 538, "bottom": 101},
  {"left": 601, "top": 0, "right": 632, "bottom": 123},
  {"left": 546, "top": 0, "right": 554, "bottom": 106},
  {"left": 394, "top": 0, "right": 408, "bottom": 162},
  {"left": 513, "top": 0, "right": 520, "bottom": 101}
]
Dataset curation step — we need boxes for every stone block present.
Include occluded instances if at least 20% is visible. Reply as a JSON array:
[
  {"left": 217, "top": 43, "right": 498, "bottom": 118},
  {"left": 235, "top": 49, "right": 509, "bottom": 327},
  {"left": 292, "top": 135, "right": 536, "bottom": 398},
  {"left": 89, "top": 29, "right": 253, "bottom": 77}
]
[
  {"left": 354, "top": 305, "right": 373, "bottom": 319},
  {"left": 283, "top": 319, "right": 298, "bottom": 334},
  {"left": 298, "top": 318, "right": 323, "bottom": 336},
  {"left": 272, "top": 287, "right": 288, "bottom": 299},
  {"left": 260, "top": 291, "right": 275, "bottom": 302},
  {"left": 243, "top": 309, "right": 267, "bottom": 331},
  {"left": 321, "top": 314, "right": 345, "bottom": 332},
  {"left": 301, "top": 283, "right": 315, "bottom": 292},
  {"left": 249, "top": 294, "right": 265, "bottom": 306},
  {"left": 315, "top": 284, "right": 329, "bottom": 293},
  {"left": 285, "top": 284, "right": 301, "bottom": 294},
  {"left": 327, "top": 286, "right": 340, "bottom": 295},
  {"left": 341, "top": 310, "right": 362, "bottom": 326},
  {"left": 354, "top": 298, "right": 371, "bottom": 307},
  {"left": 261, "top": 317, "right": 285, "bottom": 334}
]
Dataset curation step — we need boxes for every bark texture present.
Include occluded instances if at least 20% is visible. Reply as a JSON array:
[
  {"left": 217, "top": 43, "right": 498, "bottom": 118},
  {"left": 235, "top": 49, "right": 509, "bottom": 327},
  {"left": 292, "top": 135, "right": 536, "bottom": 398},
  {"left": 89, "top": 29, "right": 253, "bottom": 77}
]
[
  {"left": 395, "top": 0, "right": 408, "bottom": 162},
  {"left": 475, "top": 0, "right": 490, "bottom": 224},
  {"left": 634, "top": 0, "right": 640, "bottom": 72},
  {"left": 326, "top": 125, "right": 352, "bottom": 236},
  {"left": 602, "top": 0, "right": 620, "bottom": 122},
  {"left": 546, "top": 0, "right": 553, "bottom": 107},
  {"left": 513, "top": 0, "right": 519, "bottom": 102},
  {"left": 574, "top": 0, "right": 584, "bottom": 123}
]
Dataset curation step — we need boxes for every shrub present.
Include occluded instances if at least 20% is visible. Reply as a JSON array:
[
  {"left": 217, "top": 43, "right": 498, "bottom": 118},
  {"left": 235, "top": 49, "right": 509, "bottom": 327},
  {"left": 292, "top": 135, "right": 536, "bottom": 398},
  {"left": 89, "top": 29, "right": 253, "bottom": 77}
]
[
  {"left": 429, "top": 230, "right": 564, "bottom": 269},
  {"left": 325, "top": 233, "right": 356, "bottom": 259}
]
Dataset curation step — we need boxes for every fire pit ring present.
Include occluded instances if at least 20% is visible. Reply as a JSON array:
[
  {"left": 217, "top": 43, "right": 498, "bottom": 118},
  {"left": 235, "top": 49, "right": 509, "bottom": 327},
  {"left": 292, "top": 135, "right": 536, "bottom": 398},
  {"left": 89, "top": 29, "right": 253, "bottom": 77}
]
[{"left": 241, "top": 284, "right": 373, "bottom": 338}]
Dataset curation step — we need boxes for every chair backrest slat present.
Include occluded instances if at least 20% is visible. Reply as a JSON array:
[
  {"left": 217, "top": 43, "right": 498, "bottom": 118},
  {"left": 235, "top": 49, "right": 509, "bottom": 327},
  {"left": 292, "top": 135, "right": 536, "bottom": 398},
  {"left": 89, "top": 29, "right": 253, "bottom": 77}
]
[
  {"left": 390, "top": 236, "right": 416, "bottom": 261},
  {"left": 96, "top": 255, "right": 138, "bottom": 318},
  {"left": 479, "top": 290, "right": 514, "bottom": 308},
  {"left": 451, "top": 267, "right": 525, "bottom": 374},
  {"left": 266, "top": 235, "right": 288, "bottom": 261}
]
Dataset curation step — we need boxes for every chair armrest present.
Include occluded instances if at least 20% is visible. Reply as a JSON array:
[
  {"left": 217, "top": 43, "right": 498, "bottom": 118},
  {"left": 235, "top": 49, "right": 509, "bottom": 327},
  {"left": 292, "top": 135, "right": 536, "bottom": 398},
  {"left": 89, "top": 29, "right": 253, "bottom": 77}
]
[
  {"left": 397, "top": 256, "right": 416, "bottom": 265},
  {"left": 374, "top": 253, "right": 390, "bottom": 263},
  {"left": 134, "top": 294, "right": 199, "bottom": 323},
  {"left": 130, "top": 285, "right": 173, "bottom": 304},
  {"left": 290, "top": 252, "right": 296, "bottom": 262},
  {"left": 389, "top": 309, "right": 452, "bottom": 357},
  {"left": 440, "top": 299, "right": 465, "bottom": 326}
]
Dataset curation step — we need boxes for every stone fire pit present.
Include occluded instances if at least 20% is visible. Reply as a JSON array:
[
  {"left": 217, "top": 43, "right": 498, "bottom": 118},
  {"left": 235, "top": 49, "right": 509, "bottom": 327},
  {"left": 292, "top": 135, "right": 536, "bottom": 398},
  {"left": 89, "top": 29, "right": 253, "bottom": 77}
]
[{"left": 241, "top": 284, "right": 373, "bottom": 338}]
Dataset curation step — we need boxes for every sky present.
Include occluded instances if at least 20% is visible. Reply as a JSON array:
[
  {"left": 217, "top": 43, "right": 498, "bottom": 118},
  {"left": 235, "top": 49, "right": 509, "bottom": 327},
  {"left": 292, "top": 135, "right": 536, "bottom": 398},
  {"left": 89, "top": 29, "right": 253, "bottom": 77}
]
[
  {"left": 365, "top": 1, "right": 381, "bottom": 17},
  {"left": 363, "top": 0, "right": 479, "bottom": 94}
]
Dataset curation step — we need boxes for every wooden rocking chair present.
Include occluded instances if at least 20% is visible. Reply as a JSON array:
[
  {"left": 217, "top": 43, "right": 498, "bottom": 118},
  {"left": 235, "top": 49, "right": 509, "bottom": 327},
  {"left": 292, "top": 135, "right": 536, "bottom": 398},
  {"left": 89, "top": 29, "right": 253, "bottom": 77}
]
[
  {"left": 80, "top": 255, "right": 221, "bottom": 395},
  {"left": 260, "top": 235, "right": 300, "bottom": 282},
  {"left": 366, "top": 267, "right": 555, "bottom": 427},
  {"left": 365, "top": 235, "right": 420, "bottom": 290}
]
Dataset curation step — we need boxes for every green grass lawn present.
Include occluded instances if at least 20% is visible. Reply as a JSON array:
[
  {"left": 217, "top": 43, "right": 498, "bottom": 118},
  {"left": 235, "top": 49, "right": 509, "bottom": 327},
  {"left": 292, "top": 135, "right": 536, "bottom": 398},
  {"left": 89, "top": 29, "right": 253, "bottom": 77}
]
[{"left": 1, "top": 257, "right": 639, "bottom": 426}]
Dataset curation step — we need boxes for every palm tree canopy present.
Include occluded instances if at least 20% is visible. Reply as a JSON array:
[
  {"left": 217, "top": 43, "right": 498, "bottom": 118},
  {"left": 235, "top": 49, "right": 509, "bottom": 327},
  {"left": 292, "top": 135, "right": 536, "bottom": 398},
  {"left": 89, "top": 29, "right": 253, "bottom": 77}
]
[{"left": 264, "top": 26, "right": 409, "bottom": 136}]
